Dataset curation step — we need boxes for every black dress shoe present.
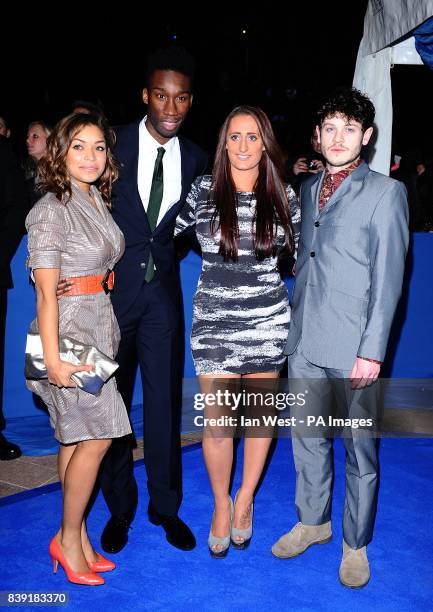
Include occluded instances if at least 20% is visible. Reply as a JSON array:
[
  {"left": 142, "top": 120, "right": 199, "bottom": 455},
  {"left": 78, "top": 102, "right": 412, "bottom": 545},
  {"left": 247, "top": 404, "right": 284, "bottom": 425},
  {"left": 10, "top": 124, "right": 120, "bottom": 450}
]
[
  {"left": 0, "top": 434, "right": 22, "bottom": 461},
  {"left": 101, "top": 511, "right": 135, "bottom": 554},
  {"left": 148, "top": 503, "right": 196, "bottom": 551}
]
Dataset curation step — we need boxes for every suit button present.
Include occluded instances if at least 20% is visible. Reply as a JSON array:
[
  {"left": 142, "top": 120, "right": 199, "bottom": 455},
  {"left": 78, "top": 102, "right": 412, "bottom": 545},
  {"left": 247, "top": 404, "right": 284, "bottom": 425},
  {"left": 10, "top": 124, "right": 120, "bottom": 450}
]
[
  {"left": 140, "top": 262, "right": 146, "bottom": 269},
  {"left": 149, "top": 237, "right": 153, "bottom": 243},
  {"left": 314, "top": 221, "right": 320, "bottom": 227},
  {"left": 310, "top": 251, "right": 316, "bottom": 258}
]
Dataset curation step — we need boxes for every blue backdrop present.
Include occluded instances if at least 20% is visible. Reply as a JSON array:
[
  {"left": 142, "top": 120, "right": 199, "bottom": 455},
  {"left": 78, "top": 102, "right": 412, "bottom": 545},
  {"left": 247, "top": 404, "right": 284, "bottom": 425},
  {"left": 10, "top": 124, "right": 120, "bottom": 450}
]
[{"left": 3, "top": 233, "right": 433, "bottom": 421}]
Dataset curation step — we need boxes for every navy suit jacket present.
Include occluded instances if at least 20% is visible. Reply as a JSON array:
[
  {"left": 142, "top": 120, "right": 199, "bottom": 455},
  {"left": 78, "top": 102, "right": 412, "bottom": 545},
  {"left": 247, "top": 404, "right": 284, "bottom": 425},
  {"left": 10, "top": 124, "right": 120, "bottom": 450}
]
[{"left": 110, "top": 121, "right": 208, "bottom": 321}]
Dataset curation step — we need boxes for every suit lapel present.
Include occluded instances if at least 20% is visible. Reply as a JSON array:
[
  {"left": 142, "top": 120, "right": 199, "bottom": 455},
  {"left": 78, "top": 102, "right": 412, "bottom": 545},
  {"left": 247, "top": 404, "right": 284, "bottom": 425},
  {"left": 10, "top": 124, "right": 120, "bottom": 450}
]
[
  {"left": 318, "top": 174, "right": 353, "bottom": 217},
  {"left": 120, "top": 122, "right": 151, "bottom": 233},
  {"left": 310, "top": 172, "right": 324, "bottom": 217}
]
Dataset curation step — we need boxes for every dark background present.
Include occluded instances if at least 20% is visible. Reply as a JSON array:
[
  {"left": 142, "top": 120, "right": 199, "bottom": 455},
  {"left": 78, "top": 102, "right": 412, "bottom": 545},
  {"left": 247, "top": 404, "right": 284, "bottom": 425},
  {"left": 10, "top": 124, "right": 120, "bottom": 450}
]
[{"left": 1, "top": 4, "right": 432, "bottom": 159}]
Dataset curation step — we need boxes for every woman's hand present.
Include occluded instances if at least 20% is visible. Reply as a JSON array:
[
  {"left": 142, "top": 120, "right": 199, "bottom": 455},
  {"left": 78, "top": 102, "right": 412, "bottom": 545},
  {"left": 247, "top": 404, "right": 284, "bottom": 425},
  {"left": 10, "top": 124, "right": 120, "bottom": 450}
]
[
  {"left": 293, "top": 157, "right": 308, "bottom": 175},
  {"left": 46, "top": 359, "right": 94, "bottom": 388},
  {"left": 309, "top": 159, "right": 325, "bottom": 174}
]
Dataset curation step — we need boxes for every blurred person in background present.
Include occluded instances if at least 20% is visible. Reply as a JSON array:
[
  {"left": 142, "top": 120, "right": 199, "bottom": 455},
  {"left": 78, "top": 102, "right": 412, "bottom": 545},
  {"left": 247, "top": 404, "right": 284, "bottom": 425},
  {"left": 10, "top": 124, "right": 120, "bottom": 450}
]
[
  {"left": 0, "top": 134, "right": 27, "bottom": 460},
  {"left": 71, "top": 100, "right": 106, "bottom": 118},
  {"left": 0, "top": 115, "right": 11, "bottom": 139},
  {"left": 285, "top": 128, "right": 325, "bottom": 195},
  {"left": 25, "top": 120, "right": 51, "bottom": 208},
  {"left": 415, "top": 157, "right": 433, "bottom": 230}
]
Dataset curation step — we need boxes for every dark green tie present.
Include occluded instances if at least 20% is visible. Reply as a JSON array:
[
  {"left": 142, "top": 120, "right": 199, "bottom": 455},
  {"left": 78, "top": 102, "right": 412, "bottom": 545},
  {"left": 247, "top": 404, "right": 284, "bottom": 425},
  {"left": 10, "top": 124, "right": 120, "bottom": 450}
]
[{"left": 145, "top": 146, "right": 165, "bottom": 282}]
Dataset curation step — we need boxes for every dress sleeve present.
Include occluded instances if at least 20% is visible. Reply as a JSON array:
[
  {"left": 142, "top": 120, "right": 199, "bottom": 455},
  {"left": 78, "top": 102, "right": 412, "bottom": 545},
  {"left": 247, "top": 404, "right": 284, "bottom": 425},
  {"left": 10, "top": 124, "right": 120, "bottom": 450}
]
[
  {"left": 286, "top": 183, "right": 301, "bottom": 255},
  {"left": 25, "top": 197, "right": 66, "bottom": 270},
  {"left": 174, "top": 176, "right": 203, "bottom": 236}
]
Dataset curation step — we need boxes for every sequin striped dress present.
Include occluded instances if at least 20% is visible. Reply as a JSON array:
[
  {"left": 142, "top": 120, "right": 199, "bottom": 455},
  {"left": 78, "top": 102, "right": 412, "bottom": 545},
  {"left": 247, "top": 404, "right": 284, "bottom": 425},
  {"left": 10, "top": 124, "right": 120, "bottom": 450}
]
[
  {"left": 175, "top": 175, "right": 300, "bottom": 375},
  {"left": 25, "top": 184, "right": 132, "bottom": 444}
]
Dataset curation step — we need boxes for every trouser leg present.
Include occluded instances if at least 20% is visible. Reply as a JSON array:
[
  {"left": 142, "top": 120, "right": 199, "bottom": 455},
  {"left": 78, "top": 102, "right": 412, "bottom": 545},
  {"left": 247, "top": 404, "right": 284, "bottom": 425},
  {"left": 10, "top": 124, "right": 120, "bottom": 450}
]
[
  {"left": 99, "top": 311, "right": 138, "bottom": 516},
  {"left": 136, "top": 281, "right": 183, "bottom": 516},
  {"left": 0, "top": 290, "right": 7, "bottom": 432},
  {"left": 288, "top": 344, "right": 333, "bottom": 525}
]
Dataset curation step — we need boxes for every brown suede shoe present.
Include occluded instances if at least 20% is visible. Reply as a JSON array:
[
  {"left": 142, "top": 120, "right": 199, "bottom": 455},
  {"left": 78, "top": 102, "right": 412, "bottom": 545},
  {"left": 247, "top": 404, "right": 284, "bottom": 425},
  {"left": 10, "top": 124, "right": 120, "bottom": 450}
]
[
  {"left": 271, "top": 521, "right": 332, "bottom": 559},
  {"left": 339, "top": 540, "right": 370, "bottom": 588}
]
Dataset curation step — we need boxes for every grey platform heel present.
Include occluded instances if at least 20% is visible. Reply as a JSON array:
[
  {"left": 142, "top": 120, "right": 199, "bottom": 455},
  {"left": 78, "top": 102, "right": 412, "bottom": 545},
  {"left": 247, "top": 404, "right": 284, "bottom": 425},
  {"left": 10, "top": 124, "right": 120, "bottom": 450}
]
[
  {"left": 231, "top": 490, "right": 254, "bottom": 549},
  {"left": 208, "top": 497, "right": 234, "bottom": 558}
]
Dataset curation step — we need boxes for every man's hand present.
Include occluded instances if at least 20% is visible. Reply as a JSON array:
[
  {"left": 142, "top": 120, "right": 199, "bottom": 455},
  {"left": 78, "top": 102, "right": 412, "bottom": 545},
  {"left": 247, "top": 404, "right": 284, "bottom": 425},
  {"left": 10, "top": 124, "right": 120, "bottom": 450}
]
[
  {"left": 349, "top": 357, "right": 381, "bottom": 389},
  {"left": 56, "top": 278, "right": 74, "bottom": 299}
]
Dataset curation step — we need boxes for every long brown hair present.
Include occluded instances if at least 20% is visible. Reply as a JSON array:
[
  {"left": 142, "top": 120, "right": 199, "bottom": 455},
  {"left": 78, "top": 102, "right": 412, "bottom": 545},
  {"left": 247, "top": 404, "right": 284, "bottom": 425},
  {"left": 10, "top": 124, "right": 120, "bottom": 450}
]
[
  {"left": 210, "top": 106, "right": 294, "bottom": 261},
  {"left": 38, "top": 113, "right": 118, "bottom": 206}
]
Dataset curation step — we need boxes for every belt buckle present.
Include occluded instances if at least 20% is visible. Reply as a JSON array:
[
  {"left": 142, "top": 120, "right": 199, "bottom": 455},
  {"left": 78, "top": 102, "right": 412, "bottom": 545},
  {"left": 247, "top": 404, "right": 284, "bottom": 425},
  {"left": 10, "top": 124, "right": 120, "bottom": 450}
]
[{"left": 101, "top": 269, "right": 112, "bottom": 295}]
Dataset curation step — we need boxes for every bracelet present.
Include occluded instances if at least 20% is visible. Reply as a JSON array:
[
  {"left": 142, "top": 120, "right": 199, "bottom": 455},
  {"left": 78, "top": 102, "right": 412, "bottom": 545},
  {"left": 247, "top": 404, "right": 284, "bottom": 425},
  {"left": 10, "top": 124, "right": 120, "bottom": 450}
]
[{"left": 357, "top": 355, "right": 382, "bottom": 365}]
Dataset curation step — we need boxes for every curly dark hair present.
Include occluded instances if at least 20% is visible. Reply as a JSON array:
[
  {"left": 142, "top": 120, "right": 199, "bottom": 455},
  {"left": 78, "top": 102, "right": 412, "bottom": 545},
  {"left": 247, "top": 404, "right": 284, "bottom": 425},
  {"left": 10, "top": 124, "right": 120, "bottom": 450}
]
[
  {"left": 38, "top": 113, "right": 118, "bottom": 206},
  {"left": 145, "top": 46, "right": 195, "bottom": 90},
  {"left": 210, "top": 106, "right": 294, "bottom": 262},
  {"left": 317, "top": 87, "right": 375, "bottom": 131}
]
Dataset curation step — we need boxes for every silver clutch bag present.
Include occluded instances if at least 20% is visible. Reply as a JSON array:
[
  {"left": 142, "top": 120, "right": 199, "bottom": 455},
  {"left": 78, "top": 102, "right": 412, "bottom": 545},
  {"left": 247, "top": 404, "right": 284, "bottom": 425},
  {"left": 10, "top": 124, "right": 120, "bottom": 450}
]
[{"left": 25, "top": 332, "right": 119, "bottom": 395}]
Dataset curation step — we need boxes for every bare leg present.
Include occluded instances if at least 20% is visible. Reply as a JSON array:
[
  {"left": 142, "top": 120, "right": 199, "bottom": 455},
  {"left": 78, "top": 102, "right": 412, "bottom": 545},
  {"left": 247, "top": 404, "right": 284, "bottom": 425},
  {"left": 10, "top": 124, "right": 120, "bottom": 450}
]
[
  {"left": 56, "top": 439, "right": 112, "bottom": 572},
  {"left": 233, "top": 371, "right": 279, "bottom": 542},
  {"left": 200, "top": 374, "right": 239, "bottom": 552},
  {"left": 56, "top": 443, "right": 76, "bottom": 539},
  {"left": 57, "top": 443, "right": 76, "bottom": 491},
  {"left": 57, "top": 443, "right": 99, "bottom": 564}
]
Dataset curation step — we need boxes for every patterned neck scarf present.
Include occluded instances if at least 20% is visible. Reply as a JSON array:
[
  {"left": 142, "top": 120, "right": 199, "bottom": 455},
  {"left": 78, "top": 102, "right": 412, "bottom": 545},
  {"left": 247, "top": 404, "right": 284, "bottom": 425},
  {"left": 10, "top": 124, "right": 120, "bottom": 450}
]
[{"left": 319, "top": 159, "right": 361, "bottom": 211}]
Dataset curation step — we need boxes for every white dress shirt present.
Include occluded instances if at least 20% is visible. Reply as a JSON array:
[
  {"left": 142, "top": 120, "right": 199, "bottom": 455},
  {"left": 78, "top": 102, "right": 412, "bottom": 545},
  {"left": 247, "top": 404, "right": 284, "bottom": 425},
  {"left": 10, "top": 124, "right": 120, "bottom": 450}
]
[{"left": 137, "top": 117, "right": 182, "bottom": 226}]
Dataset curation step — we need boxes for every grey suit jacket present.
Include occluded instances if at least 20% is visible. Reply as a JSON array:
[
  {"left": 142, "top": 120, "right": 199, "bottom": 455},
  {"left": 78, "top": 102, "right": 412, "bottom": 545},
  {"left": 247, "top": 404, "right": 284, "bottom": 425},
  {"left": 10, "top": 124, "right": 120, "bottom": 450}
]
[{"left": 285, "top": 160, "right": 409, "bottom": 370}]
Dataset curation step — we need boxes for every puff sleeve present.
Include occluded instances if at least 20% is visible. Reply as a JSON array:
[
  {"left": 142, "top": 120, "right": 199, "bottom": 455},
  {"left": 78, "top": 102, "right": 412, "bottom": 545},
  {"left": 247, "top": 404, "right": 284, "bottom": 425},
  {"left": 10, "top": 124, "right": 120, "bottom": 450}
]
[{"left": 25, "top": 196, "right": 66, "bottom": 270}]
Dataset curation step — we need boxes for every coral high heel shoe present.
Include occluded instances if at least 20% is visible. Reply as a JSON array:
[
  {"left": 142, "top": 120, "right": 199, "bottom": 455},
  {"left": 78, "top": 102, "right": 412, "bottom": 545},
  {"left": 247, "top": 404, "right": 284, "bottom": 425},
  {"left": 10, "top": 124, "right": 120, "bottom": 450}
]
[
  {"left": 87, "top": 553, "right": 116, "bottom": 572},
  {"left": 49, "top": 537, "right": 105, "bottom": 586}
]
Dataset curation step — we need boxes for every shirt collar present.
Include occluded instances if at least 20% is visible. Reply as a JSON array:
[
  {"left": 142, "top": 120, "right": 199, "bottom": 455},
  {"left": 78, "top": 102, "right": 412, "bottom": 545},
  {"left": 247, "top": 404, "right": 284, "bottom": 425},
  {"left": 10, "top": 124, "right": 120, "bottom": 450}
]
[
  {"left": 140, "top": 115, "right": 177, "bottom": 154},
  {"left": 323, "top": 158, "right": 361, "bottom": 182}
]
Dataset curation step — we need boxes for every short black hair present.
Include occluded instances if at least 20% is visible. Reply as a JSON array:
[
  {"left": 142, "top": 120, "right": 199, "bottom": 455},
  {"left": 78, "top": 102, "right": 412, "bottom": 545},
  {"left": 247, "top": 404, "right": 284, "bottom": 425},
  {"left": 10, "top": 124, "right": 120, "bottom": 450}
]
[
  {"left": 145, "top": 46, "right": 195, "bottom": 90},
  {"left": 317, "top": 87, "right": 375, "bottom": 132}
]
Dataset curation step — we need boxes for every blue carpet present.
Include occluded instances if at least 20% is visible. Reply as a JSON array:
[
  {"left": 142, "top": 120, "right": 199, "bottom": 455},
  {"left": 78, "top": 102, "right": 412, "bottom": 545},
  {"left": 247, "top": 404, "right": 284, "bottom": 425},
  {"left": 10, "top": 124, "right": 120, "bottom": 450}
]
[{"left": 1, "top": 438, "right": 432, "bottom": 611}]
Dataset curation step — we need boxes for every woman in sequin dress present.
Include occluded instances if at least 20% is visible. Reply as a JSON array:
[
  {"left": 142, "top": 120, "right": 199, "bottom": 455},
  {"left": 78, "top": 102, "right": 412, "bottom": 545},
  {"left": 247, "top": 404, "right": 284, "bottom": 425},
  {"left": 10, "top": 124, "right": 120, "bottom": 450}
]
[{"left": 176, "top": 106, "right": 300, "bottom": 556}]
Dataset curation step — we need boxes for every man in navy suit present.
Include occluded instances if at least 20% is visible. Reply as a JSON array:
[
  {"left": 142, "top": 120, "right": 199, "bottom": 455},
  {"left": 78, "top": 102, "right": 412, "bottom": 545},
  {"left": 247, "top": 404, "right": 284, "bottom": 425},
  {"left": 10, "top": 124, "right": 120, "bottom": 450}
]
[{"left": 99, "top": 47, "right": 208, "bottom": 553}]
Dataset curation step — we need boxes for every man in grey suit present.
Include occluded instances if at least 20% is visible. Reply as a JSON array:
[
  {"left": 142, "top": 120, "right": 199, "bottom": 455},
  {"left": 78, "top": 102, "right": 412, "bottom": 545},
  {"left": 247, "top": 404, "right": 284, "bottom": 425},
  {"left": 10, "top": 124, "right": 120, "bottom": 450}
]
[{"left": 272, "top": 88, "right": 409, "bottom": 588}]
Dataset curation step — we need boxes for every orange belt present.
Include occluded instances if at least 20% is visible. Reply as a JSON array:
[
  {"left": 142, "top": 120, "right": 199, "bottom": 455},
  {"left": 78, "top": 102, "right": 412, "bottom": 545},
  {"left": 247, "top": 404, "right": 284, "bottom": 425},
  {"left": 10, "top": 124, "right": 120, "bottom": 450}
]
[{"left": 64, "top": 271, "right": 114, "bottom": 296}]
